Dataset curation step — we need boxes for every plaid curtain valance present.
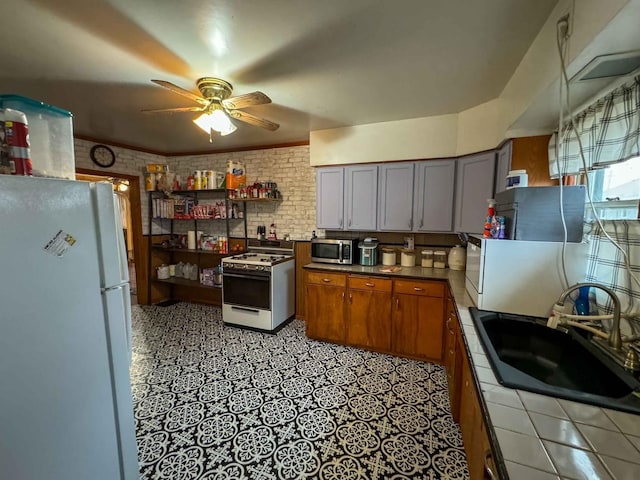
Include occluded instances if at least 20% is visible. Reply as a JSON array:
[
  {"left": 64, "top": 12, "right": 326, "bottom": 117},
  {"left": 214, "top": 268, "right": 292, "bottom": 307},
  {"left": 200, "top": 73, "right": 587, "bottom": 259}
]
[
  {"left": 585, "top": 219, "right": 640, "bottom": 336},
  {"left": 548, "top": 75, "right": 640, "bottom": 178}
]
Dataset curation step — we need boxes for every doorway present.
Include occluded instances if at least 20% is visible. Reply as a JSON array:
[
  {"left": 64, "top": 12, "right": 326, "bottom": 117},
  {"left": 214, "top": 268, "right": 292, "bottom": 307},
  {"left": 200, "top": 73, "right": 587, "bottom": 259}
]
[{"left": 76, "top": 169, "right": 143, "bottom": 305}]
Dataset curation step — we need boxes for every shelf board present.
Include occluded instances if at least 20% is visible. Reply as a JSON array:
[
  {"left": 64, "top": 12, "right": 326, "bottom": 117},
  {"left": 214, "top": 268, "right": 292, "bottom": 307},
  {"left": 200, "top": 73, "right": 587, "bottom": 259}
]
[
  {"left": 232, "top": 198, "right": 281, "bottom": 202},
  {"left": 151, "top": 246, "right": 237, "bottom": 255},
  {"left": 153, "top": 277, "right": 222, "bottom": 289},
  {"left": 152, "top": 217, "right": 244, "bottom": 221}
]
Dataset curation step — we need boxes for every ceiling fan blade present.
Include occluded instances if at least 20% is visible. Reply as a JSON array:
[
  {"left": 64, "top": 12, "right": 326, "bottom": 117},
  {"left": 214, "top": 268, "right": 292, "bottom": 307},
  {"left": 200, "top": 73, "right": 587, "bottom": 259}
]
[
  {"left": 141, "top": 106, "right": 204, "bottom": 114},
  {"left": 227, "top": 110, "right": 279, "bottom": 131},
  {"left": 222, "top": 91, "right": 271, "bottom": 110},
  {"left": 151, "top": 79, "right": 209, "bottom": 105}
]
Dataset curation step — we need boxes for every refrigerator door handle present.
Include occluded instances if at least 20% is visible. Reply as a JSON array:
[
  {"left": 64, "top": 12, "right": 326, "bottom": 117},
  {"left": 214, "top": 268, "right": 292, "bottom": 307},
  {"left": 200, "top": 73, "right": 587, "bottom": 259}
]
[{"left": 102, "top": 282, "right": 129, "bottom": 293}]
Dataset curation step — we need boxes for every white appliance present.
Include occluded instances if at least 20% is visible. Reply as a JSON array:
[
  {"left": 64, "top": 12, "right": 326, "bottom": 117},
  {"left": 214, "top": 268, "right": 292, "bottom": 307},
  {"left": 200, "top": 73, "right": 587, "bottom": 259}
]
[
  {"left": 0, "top": 176, "right": 138, "bottom": 480},
  {"left": 222, "top": 239, "right": 295, "bottom": 331},
  {"left": 465, "top": 235, "right": 589, "bottom": 317}
]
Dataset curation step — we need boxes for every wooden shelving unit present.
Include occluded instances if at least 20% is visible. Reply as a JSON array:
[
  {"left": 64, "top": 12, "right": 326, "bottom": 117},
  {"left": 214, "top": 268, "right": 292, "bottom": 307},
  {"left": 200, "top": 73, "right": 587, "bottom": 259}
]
[{"left": 147, "top": 189, "right": 247, "bottom": 306}]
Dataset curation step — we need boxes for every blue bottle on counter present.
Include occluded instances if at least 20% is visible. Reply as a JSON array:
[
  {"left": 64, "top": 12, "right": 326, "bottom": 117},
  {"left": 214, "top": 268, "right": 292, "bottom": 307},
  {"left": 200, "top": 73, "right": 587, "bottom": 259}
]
[{"left": 574, "top": 286, "right": 590, "bottom": 315}]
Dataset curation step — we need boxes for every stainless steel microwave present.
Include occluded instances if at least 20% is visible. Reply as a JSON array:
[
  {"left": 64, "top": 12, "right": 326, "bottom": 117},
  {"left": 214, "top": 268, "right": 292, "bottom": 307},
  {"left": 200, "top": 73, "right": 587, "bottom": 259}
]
[{"left": 311, "top": 238, "right": 359, "bottom": 264}]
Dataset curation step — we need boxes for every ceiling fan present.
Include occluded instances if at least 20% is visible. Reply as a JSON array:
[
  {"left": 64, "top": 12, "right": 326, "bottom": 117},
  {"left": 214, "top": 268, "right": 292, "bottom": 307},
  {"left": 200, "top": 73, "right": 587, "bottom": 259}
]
[{"left": 143, "top": 77, "right": 279, "bottom": 140}]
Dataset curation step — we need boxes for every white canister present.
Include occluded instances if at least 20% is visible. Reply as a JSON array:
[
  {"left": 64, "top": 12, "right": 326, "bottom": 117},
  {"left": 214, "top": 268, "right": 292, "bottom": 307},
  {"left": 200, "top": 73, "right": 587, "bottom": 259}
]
[
  {"left": 157, "top": 264, "right": 170, "bottom": 280},
  {"left": 448, "top": 245, "right": 466, "bottom": 271},
  {"left": 400, "top": 249, "right": 416, "bottom": 267},
  {"left": 382, "top": 248, "right": 396, "bottom": 266},
  {"left": 434, "top": 250, "right": 447, "bottom": 269}
]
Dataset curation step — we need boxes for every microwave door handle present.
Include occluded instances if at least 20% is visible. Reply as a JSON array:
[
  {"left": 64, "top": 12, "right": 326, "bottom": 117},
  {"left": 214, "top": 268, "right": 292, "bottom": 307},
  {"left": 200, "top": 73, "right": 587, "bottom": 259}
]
[{"left": 338, "top": 243, "right": 343, "bottom": 262}]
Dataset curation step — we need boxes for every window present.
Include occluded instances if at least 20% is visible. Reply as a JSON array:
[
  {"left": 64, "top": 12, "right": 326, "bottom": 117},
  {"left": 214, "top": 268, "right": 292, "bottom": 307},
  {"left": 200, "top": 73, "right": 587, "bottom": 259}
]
[{"left": 585, "top": 156, "right": 640, "bottom": 220}]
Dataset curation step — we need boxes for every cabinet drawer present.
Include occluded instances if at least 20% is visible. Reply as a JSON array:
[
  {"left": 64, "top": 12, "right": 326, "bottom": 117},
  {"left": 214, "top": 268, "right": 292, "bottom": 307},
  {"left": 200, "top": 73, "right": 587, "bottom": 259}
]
[
  {"left": 306, "top": 271, "right": 346, "bottom": 287},
  {"left": 394, "top": 279, "right": 445, "bottom": 297},
  {"left": 348, "top": 276, "right": 392, "bottom": 292}
]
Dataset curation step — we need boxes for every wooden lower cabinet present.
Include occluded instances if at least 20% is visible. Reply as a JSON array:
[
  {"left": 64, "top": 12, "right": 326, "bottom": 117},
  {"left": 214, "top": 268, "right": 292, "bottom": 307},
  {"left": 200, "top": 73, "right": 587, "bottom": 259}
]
[
  {"left": 347, "top": 276, "right": 392, "bottom": 350},
  {"left": 445, "top": 294, "right": 462, "bottom": 422},
  {"left": 459, "top": 331, "right": 495, "bottom": 480},
  {"left": 304, "top": 270, "right": 445, "bottom": 360},
  {"left": 392, "top": 279, "right": 445, "bottom": 361},
  {"left": 305, "top": 271, "right": 346, "bottom": 342}
]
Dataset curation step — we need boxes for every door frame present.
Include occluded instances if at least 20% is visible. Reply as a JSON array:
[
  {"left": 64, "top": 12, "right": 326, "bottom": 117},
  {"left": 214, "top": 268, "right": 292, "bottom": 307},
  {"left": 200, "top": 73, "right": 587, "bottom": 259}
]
[{"left": 76, "top": 168, "right": 143, "bottom": 298}]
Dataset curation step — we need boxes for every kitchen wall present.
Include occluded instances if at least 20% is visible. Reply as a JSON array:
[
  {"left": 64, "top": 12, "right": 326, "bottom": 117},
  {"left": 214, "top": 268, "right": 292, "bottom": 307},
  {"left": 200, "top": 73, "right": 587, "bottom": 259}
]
[
  {"left": 167, "top": 146, "right": 315, "bottom": 241},
  {"left": 310, "top": 0, "right": 631, "bottom": 166},
  {"left": 73, "top": 139, "right": 317, "bottom": 241}
]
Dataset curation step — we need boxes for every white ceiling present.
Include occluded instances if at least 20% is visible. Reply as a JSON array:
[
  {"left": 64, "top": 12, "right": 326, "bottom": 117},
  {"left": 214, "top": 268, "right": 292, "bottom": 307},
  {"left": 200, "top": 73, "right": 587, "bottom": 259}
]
[{"left": 0, "top": 0, "right": 560, "bottom": 154}]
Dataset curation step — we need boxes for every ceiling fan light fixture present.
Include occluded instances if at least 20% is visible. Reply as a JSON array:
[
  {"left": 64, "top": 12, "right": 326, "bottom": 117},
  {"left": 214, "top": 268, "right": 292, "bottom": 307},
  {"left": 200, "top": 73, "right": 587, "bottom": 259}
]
[{"left": 193, "top": 109, "right": 237, "bottom": 136}]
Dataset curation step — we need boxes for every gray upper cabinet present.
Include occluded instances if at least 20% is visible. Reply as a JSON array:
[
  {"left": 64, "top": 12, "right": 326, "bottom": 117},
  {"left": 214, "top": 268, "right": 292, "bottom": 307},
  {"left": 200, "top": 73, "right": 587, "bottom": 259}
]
[
  {"left": 413, "top": 159, "right": 456, "bottom": 232},
  {"left": 495, "top": 140, "right": 512, "bottom": 194},
  {"left": 316, "top": 167, "right": 344, "bottom": 229},
  {"left": 454, "top": 152, "right": 496, "bottom": 234},
  {"left": 378, "top": 162, "right": 414, "bottom": 231},
  {"left": 345, "top": 165, "right": 378, "bottom": 230}
]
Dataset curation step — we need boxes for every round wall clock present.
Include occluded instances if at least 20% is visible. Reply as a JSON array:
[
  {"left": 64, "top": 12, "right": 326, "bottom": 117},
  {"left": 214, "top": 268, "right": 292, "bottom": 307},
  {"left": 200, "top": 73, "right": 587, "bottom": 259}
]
[{"left": 90, "top": 144, "right": 116, "bottom": 168}]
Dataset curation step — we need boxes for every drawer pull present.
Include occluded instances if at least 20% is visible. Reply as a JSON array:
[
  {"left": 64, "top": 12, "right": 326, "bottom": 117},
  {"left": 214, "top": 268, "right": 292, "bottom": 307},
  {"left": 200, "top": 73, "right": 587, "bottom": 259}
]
[
  {"left": 322, "top": 278, "right": 331, "bottom": 283},
  {"left": 413, "top": 287, "right": 424, "bottom": 291},
  {"left": 365, "top": 282, "right": 375, "bottom": 287},
  {"left": 446, "top": 318, "right": 451, "bottom": 329}
]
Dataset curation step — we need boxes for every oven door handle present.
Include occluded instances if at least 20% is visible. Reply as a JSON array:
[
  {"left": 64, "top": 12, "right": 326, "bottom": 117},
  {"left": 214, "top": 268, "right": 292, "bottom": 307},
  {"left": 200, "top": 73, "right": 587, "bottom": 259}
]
[
  {"left": 231, "top": 306, "right": 261, "bottom": 314},
  {"left": 223, "top": 272, "right": 270, "bottom": 281}
]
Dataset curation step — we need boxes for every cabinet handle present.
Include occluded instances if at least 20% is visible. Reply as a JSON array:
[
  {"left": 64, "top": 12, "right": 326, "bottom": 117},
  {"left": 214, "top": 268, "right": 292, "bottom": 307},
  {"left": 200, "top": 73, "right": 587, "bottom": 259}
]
[
  {"left": 446, "top": 318, "right": 451, "bottom": 330},
  {"left": 408, "top": 220, "right": 412, "bottom": 229},
  {"left": 349, "top": 293, "right": 353, "bottom": 304},
  {"left": 339, "top": 218, "right": 343, "bottom": 228},
  {"left": 365, "top": 282, "right": 375, "bottom": 287},
  {"left": 348, "top": 219, "right": 352, "bottom": 227},
  {"left": 413, "top": 287, "right": 424, "bottom": 292},
  {"left": 341, "top": 292, "right": 345, "bottom": 302},
  {"left": 322, "top": 278, "right": 331, "bottom": 283},
  {"left": 484, "top": 451, "right": 497, "bottom": 480},
  {"left": 420, "top": 220, "right": 423, "bottom": 229},
  {"left": 395, "top": 297, "right": 399, "bottom": 309}
]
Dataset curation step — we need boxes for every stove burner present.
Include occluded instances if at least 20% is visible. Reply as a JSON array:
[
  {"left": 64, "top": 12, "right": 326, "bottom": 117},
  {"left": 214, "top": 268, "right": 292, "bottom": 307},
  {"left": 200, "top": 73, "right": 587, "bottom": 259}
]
[
  {"left": 260, "top": 255, "right": 286, "bottom": 262},
  {"left": 232, "top": 253, "right": 258, "bottom": 260}
]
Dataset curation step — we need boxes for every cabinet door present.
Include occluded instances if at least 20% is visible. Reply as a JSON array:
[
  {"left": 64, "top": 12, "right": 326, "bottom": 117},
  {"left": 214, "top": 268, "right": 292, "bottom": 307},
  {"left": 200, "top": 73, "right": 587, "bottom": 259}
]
[
  {"left": 377, "top": 162, "right": 414, "bottom": 231},
  {"left": 454, "top": 152, "right": 496, "bottom": 234},
  {"left": 413, "top": 159, "right": 456, "bottom": 232},
  {"left": 347, "top": 288, "right": 392, "bottom": 351},
  {"left": 392, "top": 293, "right": 445, "bottom": 361},
  {"left": 305, "top": 283, "right": 346, "bottom": 342},
  {"left": 316, "top": 167, "right": 345, "bottom": 229},
  {"left": 495, "top": 140, "right": 512, "bottom": 194},
  {"left": 344, "top": 165, "right": 378, "bottom": 230}
]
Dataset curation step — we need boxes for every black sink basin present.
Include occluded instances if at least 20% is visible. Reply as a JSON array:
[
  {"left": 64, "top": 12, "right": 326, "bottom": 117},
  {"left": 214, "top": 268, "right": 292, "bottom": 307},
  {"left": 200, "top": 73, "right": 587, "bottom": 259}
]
[{"left": 470, "top": 307, "right": 640, "bottom": 414}]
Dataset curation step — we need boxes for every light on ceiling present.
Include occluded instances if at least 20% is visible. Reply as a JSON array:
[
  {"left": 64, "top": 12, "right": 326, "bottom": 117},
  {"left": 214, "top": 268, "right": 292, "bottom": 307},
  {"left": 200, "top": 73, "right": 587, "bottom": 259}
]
[
  {"left": 193, "top": 109, "right": 237, "bottom": 136},
  {"left": 117, "top": 182, "right": 129, "bottom": 192}
]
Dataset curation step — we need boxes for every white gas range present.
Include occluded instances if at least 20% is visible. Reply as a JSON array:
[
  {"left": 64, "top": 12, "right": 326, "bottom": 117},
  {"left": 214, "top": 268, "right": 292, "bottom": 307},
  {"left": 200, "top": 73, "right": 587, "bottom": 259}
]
[{"left": 221, "top": 239, "right": 295, "bottom": 332}]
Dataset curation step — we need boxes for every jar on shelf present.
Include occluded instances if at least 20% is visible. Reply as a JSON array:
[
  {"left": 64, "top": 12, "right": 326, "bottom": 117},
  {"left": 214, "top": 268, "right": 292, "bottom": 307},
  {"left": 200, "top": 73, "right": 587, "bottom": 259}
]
[
  {"left": 421, "top": 250, "right": 434, "bottom": 268},
  {"left": 400, "top": 249, "right": 415, "bottom": 267},
  {"left": 434, "top": 250, "right": 447, "bottom": 269}
]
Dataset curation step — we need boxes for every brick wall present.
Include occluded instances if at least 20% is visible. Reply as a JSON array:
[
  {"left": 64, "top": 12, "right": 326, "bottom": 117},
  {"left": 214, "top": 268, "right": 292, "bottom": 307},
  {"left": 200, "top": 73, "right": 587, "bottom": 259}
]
[{"left": 73, "top": 139, "right": 317, "bottom": 240}]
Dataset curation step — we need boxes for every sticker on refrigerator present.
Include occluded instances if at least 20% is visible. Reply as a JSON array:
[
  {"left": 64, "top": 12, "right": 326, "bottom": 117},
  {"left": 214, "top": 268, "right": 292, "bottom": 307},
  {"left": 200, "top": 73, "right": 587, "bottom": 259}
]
[{"left": 44, "top": 230, "right": 76, "bottom": 257}]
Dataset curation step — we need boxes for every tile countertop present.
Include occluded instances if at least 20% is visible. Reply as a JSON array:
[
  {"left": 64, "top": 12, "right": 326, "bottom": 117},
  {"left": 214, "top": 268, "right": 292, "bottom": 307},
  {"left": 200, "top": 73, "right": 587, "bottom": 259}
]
[{"left": 304, "top": 262, "right": 640, "bottom": 480}]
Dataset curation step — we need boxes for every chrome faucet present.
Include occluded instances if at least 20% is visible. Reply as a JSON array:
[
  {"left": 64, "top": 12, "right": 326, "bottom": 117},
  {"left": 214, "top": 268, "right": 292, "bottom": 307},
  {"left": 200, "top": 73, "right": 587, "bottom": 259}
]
[{"left": 555, "top": 282, "right": 622, "bottom": 351}]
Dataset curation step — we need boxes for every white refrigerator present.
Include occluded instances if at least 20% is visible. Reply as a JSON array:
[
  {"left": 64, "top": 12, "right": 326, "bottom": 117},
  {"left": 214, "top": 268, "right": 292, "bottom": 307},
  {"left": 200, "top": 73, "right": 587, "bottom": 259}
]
[{"left": 0, "top": 176, "right": 139, "bottom": 480}]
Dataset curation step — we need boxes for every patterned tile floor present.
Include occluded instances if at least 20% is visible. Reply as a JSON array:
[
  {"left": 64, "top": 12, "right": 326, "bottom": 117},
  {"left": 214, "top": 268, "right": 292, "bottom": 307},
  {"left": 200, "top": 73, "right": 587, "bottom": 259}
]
[{"left": 130, "top": 303, "right": 469, "bottom": 480}]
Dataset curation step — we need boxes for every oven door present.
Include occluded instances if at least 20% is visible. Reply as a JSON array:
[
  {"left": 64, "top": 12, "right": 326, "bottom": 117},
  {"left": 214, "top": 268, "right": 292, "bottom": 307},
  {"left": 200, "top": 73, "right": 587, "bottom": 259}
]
[{"left": 223, "top": 271, "right": 271, "bottom": 310}]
